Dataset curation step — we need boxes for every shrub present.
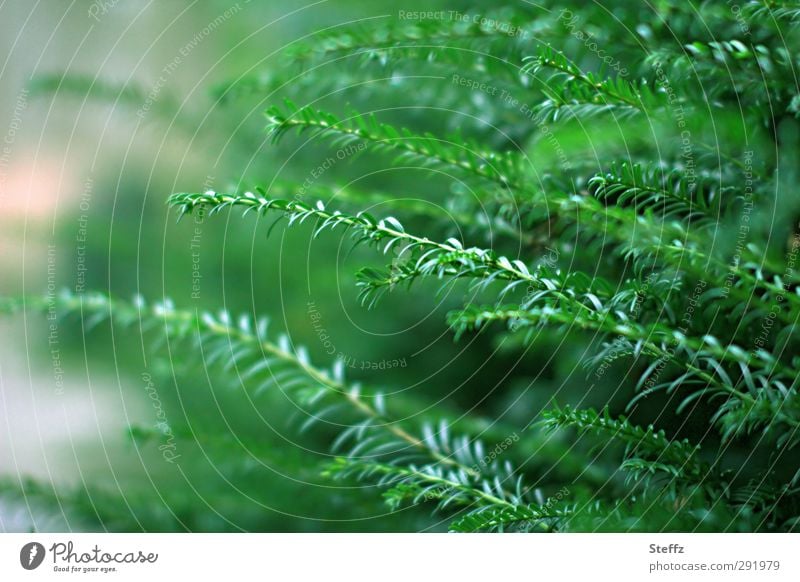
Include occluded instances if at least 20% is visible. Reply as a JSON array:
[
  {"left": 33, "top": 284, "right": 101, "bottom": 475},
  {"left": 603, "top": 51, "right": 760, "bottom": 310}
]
[{"left": 5, "top": 1, "right": 800, "bottom": 532}]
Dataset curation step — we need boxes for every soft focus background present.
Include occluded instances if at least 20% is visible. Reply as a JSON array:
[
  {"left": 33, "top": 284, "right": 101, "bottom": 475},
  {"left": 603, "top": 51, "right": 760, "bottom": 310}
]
[{"left": 1, "top": 0, "right": 530, "bottom": 532}]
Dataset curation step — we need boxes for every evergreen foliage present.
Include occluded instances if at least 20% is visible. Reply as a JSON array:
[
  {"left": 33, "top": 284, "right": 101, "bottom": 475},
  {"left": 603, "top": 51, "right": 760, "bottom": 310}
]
[{"left": 5, "top": 0, "right": 800, "bottom": 532}]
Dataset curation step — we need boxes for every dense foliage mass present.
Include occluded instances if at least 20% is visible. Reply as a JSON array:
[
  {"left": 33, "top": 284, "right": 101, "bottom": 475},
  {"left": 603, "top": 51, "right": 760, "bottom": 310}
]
[{"left": 4, "top": 1, "right": 800, "bottom": 532}]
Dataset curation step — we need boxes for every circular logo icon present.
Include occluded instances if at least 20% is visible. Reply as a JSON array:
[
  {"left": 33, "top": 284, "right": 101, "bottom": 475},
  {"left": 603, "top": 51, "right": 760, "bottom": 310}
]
[{"left": 20, "top": 542, "right": 46, "bottom": 570}]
